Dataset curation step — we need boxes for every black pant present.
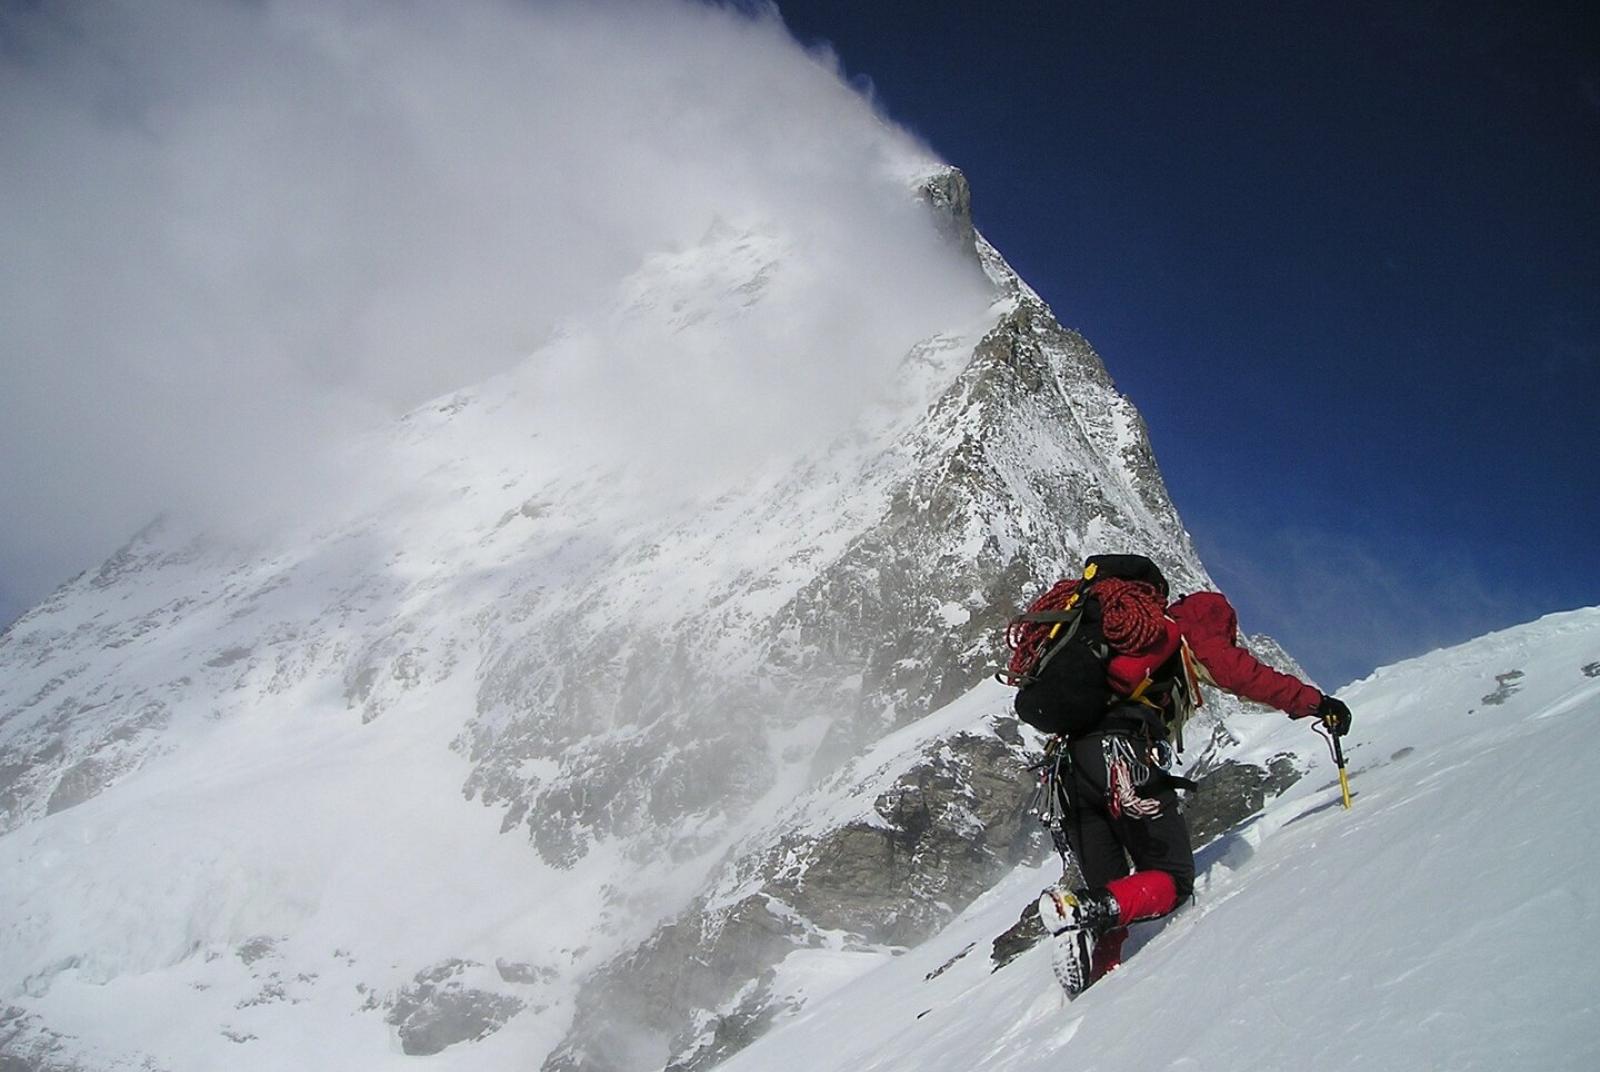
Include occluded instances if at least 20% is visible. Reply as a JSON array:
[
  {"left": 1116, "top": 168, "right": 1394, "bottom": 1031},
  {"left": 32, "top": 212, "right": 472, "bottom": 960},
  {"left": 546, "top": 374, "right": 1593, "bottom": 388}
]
[{"left": 1065, "top": 732, "right": 1196, "bottom": 901}]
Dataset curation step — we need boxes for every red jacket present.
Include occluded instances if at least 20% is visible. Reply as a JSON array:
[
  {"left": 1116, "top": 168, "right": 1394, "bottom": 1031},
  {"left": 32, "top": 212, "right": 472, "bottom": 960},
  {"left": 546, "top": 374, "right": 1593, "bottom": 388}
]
[{"left": 1167, "top": 592, "right": 1322, "bottom": 717}]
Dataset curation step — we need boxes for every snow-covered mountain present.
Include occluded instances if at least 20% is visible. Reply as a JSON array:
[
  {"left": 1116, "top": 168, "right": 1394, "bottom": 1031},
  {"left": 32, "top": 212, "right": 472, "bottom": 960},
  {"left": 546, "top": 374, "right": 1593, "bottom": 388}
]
[
  {"left": 0, "top": 164, "right": 1284, "bottom": 1071},
  {"left": 712, "top": 607, "right": 1600, "bottom": 1072},
  {"left": 6, "top": 124, "right": 1594, "bottom": 1069}
]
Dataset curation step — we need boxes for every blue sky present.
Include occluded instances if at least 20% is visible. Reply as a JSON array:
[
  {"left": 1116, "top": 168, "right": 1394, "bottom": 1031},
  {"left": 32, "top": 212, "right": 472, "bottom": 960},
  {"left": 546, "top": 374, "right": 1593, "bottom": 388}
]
[
  {"left": 776, "top": 0, "right": 1600, "bottom": 689},
  {"left": 2, "top": 1, "right": 1594, "bottom": 694}
]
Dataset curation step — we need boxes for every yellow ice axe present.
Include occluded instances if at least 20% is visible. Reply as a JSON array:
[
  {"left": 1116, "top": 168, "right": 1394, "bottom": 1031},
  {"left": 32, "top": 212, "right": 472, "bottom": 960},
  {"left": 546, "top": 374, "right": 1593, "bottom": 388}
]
[{"left": 1330, "top": 724, "right": 1353, "bottom": 809}]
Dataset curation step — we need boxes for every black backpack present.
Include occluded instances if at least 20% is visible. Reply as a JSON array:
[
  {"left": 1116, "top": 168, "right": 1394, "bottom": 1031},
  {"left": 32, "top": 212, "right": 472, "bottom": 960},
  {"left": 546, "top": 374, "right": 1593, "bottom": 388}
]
[{"left": 997, "top": 554, "right": 1169, "bottom": 738}]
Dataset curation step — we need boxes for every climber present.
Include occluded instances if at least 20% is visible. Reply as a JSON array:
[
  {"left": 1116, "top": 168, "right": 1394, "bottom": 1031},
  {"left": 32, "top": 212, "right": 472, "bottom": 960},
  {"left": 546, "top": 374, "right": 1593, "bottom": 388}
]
[{"left": 1020, "top": 558, "right": 1352, "bottom": 995}]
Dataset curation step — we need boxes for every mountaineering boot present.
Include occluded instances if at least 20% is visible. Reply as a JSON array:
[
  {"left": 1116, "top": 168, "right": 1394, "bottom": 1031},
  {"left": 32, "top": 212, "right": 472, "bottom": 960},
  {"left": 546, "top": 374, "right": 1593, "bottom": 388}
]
[
  {"left": 1051, "top": 926, "right": 1098, "bottom": 997},
  {"left": 1037, "top": 886, "right": 1121, "bottom": 998},
  {"left": 1037, "top": 885, "right": 1120, "bottom": 937}
]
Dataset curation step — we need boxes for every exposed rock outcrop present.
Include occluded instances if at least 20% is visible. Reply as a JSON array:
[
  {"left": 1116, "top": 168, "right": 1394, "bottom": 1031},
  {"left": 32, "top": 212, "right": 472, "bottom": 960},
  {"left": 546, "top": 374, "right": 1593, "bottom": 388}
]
[
  {"left": 546, "top": 713, "right": 1048, "bottom": 1072},
  {"left": 384, "top": 961, "right": 525, "bottom": 1056}
]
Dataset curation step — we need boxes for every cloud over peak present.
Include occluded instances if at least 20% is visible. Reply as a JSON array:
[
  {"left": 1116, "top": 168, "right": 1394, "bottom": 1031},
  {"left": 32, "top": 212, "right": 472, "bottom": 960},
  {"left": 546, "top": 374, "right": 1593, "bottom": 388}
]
[{"left": 1, "top": 0, "right": 991, "bottom": 622}]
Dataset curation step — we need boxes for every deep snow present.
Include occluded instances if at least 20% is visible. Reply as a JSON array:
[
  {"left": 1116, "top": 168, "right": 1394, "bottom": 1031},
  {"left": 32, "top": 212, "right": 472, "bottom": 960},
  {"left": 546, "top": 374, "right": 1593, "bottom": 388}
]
[{"left": 717, "top": 607, "right": 1600, "bottom": 1072}]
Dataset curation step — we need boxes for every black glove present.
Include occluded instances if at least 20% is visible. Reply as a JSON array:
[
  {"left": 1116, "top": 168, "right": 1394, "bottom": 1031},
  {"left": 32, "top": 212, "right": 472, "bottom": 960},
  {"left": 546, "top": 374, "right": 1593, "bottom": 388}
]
[{"left": 1315, "top": 694, "right": 1352, "bottom": 737}]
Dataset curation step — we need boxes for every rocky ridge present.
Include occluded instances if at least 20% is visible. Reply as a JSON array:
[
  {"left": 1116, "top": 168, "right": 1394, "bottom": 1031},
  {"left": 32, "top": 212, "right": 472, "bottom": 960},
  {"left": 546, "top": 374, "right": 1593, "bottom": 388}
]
[{"left": 542, "top": 173, "right": 1313, "bottom": 1071}]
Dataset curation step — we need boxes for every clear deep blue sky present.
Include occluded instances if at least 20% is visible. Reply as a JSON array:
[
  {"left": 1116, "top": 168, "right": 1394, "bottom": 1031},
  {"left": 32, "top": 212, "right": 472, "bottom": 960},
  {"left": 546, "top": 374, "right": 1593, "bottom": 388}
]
[{"left": 776, "top": 0, "right": 1600, "bottom": 689}]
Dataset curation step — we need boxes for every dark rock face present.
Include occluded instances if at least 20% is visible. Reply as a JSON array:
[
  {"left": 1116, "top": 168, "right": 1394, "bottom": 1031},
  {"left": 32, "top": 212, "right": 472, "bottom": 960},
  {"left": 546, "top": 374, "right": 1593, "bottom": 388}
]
[
  {"left": 916, "top": 167, "right": 980, "bottom": 266},
  {"left": 990, "top": 900, "right": 1048, "bottom": 971},
  {"left": 2, "top": 686, "right": 171, "bottom": 830},
  {"left": 542, "top": 897, "right": 799, "bottom": 1072},
  {"left": 235, "top": 936, "right": 279, "bottom": 966},
  {"left": 771, "top": 726, "right": 1046, "bottom": 944},
  {"left": 663, "top": 985, "right": 788, "bottom": 1072},
  {"left": 384, "top": 960, "right": 525, "bottom": 1056},
  {"left": 459, "top": 167, "right": 1214, "bottom": 882},
  {"left": 1182, "top": 755, "right": 1304, "bottom": 847},
  {"left": 0, "top": 1005, "right": 72, "bottom": 1072},
  {"left": 1480, "top": 669, "right": 1525, "bottom": 706},
  {"left": 547, "top": 715, "right": 1051, "bottom": 1072},
  {"left": 0, "top": 1004, "right": 165, "bottom": 1072}
]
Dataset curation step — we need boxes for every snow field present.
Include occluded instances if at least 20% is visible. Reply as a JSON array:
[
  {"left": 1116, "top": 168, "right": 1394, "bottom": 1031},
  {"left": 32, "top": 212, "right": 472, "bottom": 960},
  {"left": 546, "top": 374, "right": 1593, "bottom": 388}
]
[{"left": 720, "top": 607, "right": 1600, "bottom": 1071}]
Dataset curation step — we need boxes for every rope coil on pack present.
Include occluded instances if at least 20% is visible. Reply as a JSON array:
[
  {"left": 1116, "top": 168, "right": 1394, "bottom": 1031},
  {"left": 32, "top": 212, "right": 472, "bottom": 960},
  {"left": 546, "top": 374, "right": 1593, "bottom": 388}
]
[
  {"left": 1001, "top": 575, "right": 1169, "bottom": 688},
  {"left": 1001, "top": 578, "right": 1083, "bottom": 685},
  {"left": 1094, "top": 578, "right": 1167, "bottom": 653}
]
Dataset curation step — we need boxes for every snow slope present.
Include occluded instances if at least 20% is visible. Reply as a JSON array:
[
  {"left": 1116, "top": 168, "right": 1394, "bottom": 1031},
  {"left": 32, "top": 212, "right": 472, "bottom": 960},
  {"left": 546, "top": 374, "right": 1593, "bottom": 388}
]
[{"left": 716, "top": 607, "right": 1600, "bottom": 1072}]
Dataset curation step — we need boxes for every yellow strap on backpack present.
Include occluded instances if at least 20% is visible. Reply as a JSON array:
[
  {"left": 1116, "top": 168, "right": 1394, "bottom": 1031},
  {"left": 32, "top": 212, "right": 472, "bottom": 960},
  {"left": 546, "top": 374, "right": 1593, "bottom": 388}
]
[
  {"left": 1131, "top": 678, "right": 1164, "bottom": 711},
  {"left": 1049, "top": 569, "right": 1092, "bottom": 640}
]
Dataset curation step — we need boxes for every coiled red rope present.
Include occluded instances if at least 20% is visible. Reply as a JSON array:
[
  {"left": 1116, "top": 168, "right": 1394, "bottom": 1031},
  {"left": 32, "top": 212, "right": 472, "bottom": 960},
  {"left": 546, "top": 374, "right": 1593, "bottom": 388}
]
[
  {"left": 1095, "top": 578, "right": 1167, "bottom": 653},
  {"left": 1004, "top": 578, "right": 1081, "bottom": 679},
  {"left": 1003, "top": 576, "right": 1170, "bottom": 682}
]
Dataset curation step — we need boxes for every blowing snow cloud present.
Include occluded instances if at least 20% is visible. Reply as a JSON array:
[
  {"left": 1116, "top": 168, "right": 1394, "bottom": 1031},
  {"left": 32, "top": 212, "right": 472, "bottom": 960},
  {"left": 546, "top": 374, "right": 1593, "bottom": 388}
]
[{"left": 0, "top": 0, "right": 992, "bottom": 623}]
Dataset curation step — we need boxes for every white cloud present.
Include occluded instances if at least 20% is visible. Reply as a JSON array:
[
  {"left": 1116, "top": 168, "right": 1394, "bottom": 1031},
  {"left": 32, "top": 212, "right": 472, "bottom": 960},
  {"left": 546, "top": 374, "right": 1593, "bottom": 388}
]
[{"left": 0, "top": 0, "right": 991, "bottom": 621}]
